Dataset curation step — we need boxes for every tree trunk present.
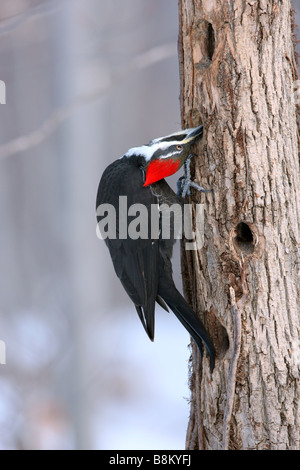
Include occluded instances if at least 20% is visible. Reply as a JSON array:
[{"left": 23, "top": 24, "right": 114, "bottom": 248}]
[{"left": 178, "top": 0, "right": 300, "bottom": 450}]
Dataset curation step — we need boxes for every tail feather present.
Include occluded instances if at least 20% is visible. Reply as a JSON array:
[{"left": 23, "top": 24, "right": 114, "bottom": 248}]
[
  {"left": 156, "top": 295, "right": 169, "bottom": 312},
  {"left": 159, "top": 286, "right": 215, "bottom": 372},
  {"left": 135, "top": 305, "right": 155, "bottom": 341}
]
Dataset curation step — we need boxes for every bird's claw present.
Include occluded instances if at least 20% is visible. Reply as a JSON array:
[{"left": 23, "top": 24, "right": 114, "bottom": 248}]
[{"left": 176, "top": 153, "right": 211, "bottom": 198}]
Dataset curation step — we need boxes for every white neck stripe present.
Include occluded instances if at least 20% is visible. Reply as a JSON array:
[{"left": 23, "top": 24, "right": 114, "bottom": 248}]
[{"left": 124, "top": 140, "right": 184, "bottom": 161}]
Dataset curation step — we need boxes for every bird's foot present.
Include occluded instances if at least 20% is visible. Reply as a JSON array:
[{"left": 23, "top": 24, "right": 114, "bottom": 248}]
[{"left": 176, "top": 154, "right": 212, "bottom": 198}]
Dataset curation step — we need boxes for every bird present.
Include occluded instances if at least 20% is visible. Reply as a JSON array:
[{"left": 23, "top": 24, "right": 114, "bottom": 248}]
[{"left": 96, "top": 125, "right": 215, "bottom": 371}]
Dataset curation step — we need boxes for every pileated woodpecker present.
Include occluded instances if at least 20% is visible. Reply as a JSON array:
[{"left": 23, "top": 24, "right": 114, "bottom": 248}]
[{"left": 96, "top": 126, "right": 215, "bottom": 371}]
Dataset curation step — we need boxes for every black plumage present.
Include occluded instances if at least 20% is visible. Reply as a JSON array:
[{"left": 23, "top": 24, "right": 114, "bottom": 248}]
[{"left": 96, "top": 127, "right": 215, "bottom": 371}]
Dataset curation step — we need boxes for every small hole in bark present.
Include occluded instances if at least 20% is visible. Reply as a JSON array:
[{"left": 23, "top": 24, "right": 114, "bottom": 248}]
[
  {"left": 195, "top": 20, "right": 215, "bottom": 67},
  {"left": 236, "top": 222, "right": 253, "bottom": 243},
  {"left": 218, "top": 324, "right": 230, "bottom": 359},
  {"left": 207, "top": 23, "right": 215, "bottom": 60},
  {"left": 234, "top": 222, "right": 255, "bottom": 255},
  {"left": 206, "top": 307, "right": 229, "bottom": 360}
]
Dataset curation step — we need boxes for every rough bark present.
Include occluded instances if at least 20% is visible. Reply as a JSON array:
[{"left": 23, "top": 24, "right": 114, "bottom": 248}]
[{"left": 178, "top": 0, "right": 300, "bottom": 450}]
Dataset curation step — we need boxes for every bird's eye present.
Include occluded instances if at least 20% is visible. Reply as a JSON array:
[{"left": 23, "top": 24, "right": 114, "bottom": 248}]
[{"left": 176, "top": 145, "right": 183, "bottom": 151}]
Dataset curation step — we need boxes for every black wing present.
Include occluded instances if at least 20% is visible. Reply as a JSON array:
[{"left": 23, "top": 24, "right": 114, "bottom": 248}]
[{"left": 96, "top": 158, "right": 161, "bottom": 340}]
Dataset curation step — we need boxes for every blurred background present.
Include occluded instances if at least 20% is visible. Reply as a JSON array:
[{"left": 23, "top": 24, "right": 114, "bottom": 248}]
[
  {"left": 0, "top": 0, "right": 190, "bottom": 450},
  {"left": 0, "top": 0, "right": 299, "bottom": 451}
]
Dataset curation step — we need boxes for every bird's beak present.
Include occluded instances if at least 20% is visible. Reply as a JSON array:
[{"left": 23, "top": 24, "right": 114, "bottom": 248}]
[{"left": 183, "top": 125, "right": 203, "bottom": 143}]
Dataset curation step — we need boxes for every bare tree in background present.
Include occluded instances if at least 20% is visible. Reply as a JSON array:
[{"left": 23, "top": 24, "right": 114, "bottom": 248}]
[
  {"left": 178, "top": 0, "right": 300, "bottom": 450},
  {"left": 0, "top": 0, "right": 185, "bottom": 450}
]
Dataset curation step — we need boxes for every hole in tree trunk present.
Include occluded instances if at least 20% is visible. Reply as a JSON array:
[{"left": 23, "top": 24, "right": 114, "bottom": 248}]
[
  {"left": 195, "top": 20, "right": 215, "bottom": 65},
  {"left": 217, "top": 323, "right": 230, "bottom": 359},
  {"left": 234, "top": 222, "right": 255, "bottom": 255},
  {"left": 207, "top": 307, "right": 229, "bottom": 360},
  {"left": 207, "top": 22, "right": 215, "bottom": 60}
]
